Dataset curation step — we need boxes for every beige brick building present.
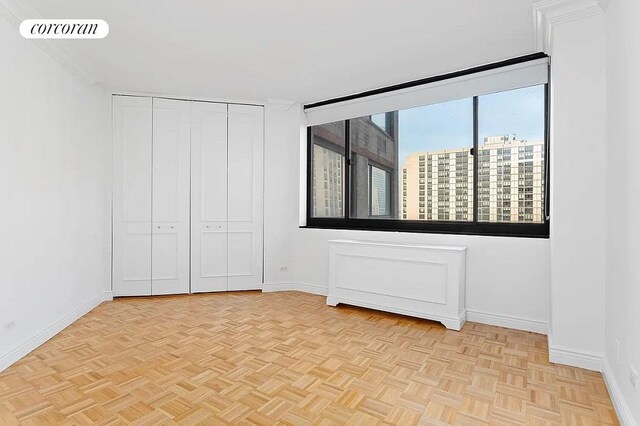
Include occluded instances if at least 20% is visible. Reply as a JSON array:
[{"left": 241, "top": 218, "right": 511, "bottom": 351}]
[{"left": 401, "top": 135, "right": 545, "bottom": 223}]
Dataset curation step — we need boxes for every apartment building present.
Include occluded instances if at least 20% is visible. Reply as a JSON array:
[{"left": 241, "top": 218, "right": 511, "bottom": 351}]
[{"left": 402, "top": 135, "right": 544, "bottom": 223}]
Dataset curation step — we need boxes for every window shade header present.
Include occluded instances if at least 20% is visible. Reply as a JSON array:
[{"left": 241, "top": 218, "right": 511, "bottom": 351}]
[{"left": 305, "top": 55, "right": 549, "bottom": 127}]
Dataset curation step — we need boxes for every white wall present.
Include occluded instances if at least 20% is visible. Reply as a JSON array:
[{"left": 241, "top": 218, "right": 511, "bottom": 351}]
[
  {"left": 604, "top": 0, "right": 640, "bottom": 422},
  {"left": 547, "top": 14, "right": 607, "bottom": 364},
  {"left": 264, "top": 101, "right": 551, "bottom": 332},
  {"left": 0, "top": 17, "right": 111, "bottom": 368}
]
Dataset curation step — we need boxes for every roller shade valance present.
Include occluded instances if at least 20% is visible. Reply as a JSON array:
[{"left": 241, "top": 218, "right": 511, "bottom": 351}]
[{"left": 305, "top": 56, "right": 549, "bottom": 127}]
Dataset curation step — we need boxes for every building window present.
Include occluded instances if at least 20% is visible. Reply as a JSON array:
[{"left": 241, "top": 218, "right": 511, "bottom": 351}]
[
  {"left": 377, "top": 137, "right": 387, "bottom": 153},
  {"left": 369, "top": 165, "right": 391, "bottom": 216},
  {"left": 304, "top": 55, "right": 549, "bottom": 237},
  {"left": 370, "top": 112, "right": 393, "bottom": 135}
]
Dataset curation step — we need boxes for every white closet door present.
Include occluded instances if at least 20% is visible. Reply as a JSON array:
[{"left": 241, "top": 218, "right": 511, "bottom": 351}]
[
  {"left": 190, "top": 101, "right": 228, "bottom": 292},
  {"left": 112, "top": 96, "right": 152, "bottom": 296},
  {"left": 151, "top": 98, "right": 190, "bottom": 295},
  {"left": 227, "top": 104, "right": 264, "bottom": 291}
]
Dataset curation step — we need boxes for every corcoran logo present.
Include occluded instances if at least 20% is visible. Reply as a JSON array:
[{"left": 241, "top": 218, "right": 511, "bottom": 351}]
[{"left": 20, "top": 19, "right": 109, "bottom": 39}]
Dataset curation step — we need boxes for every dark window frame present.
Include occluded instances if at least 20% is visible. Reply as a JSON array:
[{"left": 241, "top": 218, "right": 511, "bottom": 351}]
[
  {"left": 303, "top": 53, "right": 550, "bottom": 238},
  {"left": 308, "top": 123, "right": 347, "bottom": 219}
]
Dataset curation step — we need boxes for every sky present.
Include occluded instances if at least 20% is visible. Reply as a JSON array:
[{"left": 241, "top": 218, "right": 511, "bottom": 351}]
[{"left": 397, "top": 85, "right": 545, "bottom": 166}]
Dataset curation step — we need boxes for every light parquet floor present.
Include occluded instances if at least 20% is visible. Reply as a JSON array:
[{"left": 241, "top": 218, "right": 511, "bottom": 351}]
[{"left": 0, "top": 291, "right": 618, "bottom": 425}]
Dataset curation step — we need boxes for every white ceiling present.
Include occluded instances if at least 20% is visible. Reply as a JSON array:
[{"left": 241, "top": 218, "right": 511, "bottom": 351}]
[{"left": 27, "top": 0, "right": 538, "bottom": 103}]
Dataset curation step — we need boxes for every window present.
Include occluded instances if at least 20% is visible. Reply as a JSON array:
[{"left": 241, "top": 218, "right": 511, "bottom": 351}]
[
  {"left": 305, "top": 54, "right": 549, "bottom": 237},
  {"left": 478, "top": 85, "right": 546, "bottom": 224}
]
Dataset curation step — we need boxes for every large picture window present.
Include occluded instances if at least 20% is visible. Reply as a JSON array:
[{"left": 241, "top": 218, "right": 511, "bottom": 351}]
[{"left": 304, "top": 54, "right": 550, "bottom": 237}]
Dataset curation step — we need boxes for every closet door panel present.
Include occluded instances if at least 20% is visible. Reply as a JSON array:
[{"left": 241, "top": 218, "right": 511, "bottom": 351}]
[
  {"left": 227, "top": 104, "right": 264, "bottom": 291},
  {"left": 112, "top": 96, "right": 152, "bottom": 296},
  {"left": 228, "top": 231, "right": 254, "bottom": 275},
  {"left": 152, "top": 98, "right": 190, "bottom": 295},
  {"left": 191, "top": 101, "right": 228, "bottom": 292}
]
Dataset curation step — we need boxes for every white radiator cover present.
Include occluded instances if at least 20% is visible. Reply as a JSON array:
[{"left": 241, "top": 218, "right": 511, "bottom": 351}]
[{"left": 327, "top": 240, "right": 467, "bottom": 330}]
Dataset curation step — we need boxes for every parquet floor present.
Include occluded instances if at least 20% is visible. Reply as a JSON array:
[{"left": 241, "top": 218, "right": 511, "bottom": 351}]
[{"left": 0, "top": 291, "right": 618, "bottom": 425}]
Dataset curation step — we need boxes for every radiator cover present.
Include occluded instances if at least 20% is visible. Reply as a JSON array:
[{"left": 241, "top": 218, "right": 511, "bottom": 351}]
[{"left": 327, "top": 240, "right": 467, "bottom": 330}]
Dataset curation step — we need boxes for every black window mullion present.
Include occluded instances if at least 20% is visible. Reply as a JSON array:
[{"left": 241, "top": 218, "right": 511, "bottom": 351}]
[
  {"left": 368, "top": 164, "right": 372, "bottom": 216},
  {"left": 544, "top": 82, "right": 551, "bottom": 222},
  {"left": 306, "top": 126, "right": 313, "bottom": 224},
  {"left": 344, "top": 120, "right": 351, "bottom": 221},
  {"left": 473, "top": 96, "right": 479, "bottom": 224}
]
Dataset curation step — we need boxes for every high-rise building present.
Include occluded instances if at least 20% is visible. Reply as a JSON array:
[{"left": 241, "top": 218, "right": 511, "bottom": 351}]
[
  {"left": 477, "top": 135, "right": 545, "bottom": 223},
  {"left": 402, "top": 135, "right": 545, "bottom": 223},
  {"left": 401, "top": 148, "right": 473, "bottom": 221},
  {"left": 312, "top": 143, "right": 344, "bottom": 217},
  {"left": 311, "top": 121, "right": 346, "bottom": 217}
]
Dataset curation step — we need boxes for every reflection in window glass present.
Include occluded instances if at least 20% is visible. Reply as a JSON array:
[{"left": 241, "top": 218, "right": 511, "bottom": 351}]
[
  {"left": 350, "top": 114, "right": 397, "bottom": 218},
  {"left": 370, "top": 166, "right": 390, "bottom": 216},
  {"left": 478, "top": 85, "right": 545, "bottom": 223},
  {"left": 311, "top": 122, "right": 345, "bottom": 218}
]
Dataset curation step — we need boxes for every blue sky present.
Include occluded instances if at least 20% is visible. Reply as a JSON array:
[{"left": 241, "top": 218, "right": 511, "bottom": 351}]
[{"left": 397, "top": 85, "right": 545, "bottom": 166}]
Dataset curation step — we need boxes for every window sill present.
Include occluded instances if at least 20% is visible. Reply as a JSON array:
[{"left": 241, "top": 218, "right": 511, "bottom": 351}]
[{"left": 300, "top": 220, "right": 550, "bottom": 239}]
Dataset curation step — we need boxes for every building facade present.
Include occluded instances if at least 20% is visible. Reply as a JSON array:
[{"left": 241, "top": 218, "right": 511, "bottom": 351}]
[
  {"left": 349, "top": 113, "right": 399, "bottom": 218},
  {"left": 402, "top": 135, "right": 545, "bottom": 223},
  {"left": 311, "top": 121, "right": 345, "bottom": 218}
]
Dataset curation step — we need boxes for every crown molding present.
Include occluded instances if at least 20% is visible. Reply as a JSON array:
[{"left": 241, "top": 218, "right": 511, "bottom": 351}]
[
  {"left": 533, "top": 0, "right": 608, "bottom": 52},
  {"left": 0, "top": 0, "right": 102, "bottom": 85}
]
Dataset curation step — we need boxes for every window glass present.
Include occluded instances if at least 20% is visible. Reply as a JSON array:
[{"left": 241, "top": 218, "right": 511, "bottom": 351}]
[
  {"left": 310, "top": 121, "right": 345, "bottom": 218},
  {"left": 350, "top": 99, "right": 473, "bottom": 221},
  {"left": 349, "top": 114, "right": 397, "bottom": 218},
  {"left": 399, "top": 99, "right": 473, "bottom": 222},
  {"left": 478, "top": 85, "right": 545, "bottom": 223},
  {"left": 370, "top": 165, "right": 391, "bottom": 216}
]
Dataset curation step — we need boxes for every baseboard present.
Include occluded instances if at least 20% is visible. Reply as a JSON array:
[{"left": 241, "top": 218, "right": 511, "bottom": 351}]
[
  {"left": 466, "top": 309, "right": 548, "bottom": 334},
  {"left": 602, "top": 357, "right": 638, "bottom": 426},
  {"left": 545, "top": 339, "right": 636, "bottom": 425},
  {"left": 0, "top": 290, "right": 113, "bottom": 372},
  {"left": 548, "top": 341, "right": 603, "bottom": 372},
  {"left": 264, "top": 285, "right": 548, "bottom": 334},
  {"left": 262, "top": 282, "right": 328, "bottom": 296}
]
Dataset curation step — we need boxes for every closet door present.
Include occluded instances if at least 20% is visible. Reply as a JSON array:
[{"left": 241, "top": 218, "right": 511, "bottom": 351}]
[
  {"left": 112, "top": 96, "right": 152, "bottom": 296},
  {"left": 227, "top": 104, "right": 264, "bottom": 291},
  {"left": 151, "top": 98, "right": 190, "bottom": 295},
  {"left": 191, "top": 102, "right": 228, "bottom": 292}
]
